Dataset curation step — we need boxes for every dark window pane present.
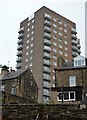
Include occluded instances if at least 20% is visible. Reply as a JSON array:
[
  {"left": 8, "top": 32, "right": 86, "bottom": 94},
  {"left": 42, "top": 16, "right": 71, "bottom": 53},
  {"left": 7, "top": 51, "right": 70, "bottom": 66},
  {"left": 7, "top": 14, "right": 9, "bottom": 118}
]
[
  {"left": 70, "top": 93, "right": 74, "bottom": 99},
  {"left": 64, "top": 92, "right": 69, "bottom": 100}
]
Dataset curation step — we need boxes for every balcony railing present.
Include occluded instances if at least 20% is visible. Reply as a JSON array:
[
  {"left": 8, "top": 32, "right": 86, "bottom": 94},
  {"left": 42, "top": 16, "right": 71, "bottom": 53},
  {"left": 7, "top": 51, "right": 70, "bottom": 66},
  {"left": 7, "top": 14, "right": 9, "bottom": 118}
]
[
  {"left": 72, "top": 39, "right": 78, "bottom": 45},
  {"left": 44, "top": 13, "right": 52, "bottom": 21},
  {"left": 43, "top": 60, "right": 51, "bottom": 66},
  {"left": 44, "top": 46, "right": 51, "bottom": 52},
  {"left": 16, "top": 51, "right": 22, "bottom": 56},
  {"left": 71, "top": 27, "right": 77, "bottom": 34},
  {"left": 18, "top": 33, "right": 24, "bottom": 39},
  {"left": 44, "top": 39, "right": 51, "bottom": 46},
  {"left": 43, "top": 91, "right": 51, "bottom": 96},
  {"left": 72, "top": 51, "right": 78, "bottom": 57},
  {"left": 72, "top": 45, "right": 78, "bottom": 51},
  {"left": 44, "top": 26, "right": 51, "bottom": 33},
  {"left": 43, "top": 67, "right": 51, "bottom": 73},
  {"left": 17, "top": 45, "right": 23, "bottom": 50},
  {"left": 17, "top": 39, "right": 23, "bottom": 45},
  {"left": 44, "top": 20, "right": 52, "bottom": 27},
  {"left": 18, "top": 27, "right": 24, "bottom": 33},
  {"left": 16, "top": 63, "right": 21, "bottom": 69},
  {"left": 43, "top": 75, "right": 51, "bottom": 81},
  {"left": 44, "top": 32, "right": 51, "bottom": 40},
  {"left": 16, "top": 57, "right": 22, "bottom": 62},
  {"left": 72, "top": 34, "right": 77, "bottom": 39},
  {"left": 43, "top": 83, "right": 50, "bottom": 88},
  {"left": 44, "top": 52, "right": 51, "bottom": 59}
]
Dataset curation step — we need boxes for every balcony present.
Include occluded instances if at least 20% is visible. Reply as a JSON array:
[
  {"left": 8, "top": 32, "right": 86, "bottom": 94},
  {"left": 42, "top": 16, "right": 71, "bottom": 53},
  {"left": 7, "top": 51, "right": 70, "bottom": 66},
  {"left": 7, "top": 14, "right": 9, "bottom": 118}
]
[
  {"left": 44, "top": 39, "right": 51, "bottom": 46},
  {"left": 43, "top": 91, "right": 50, "bottom": 97},
  {"left": 43, "top": 60, "right": 51, "bottom": 66},
  {"left": 72, "top": 45, "right": 78, "bottom": 51},
  {"left": 18, "top": 27, "right": 24, "bottom": 33},
  {"left": 72, "top": 34, "right": 77, "bottom": 39},
  {"left": 44, "top": 26, "right": 51, "bottom": 33},
  {"left": 43, "top": 67, "right": 51, "bottom": 74},
  {"left": 44, "top": 20, "right": 52, "bottom": 27},
  {"left": 18, "top": 33, "right": 24, "bottom": 39},
  {"left": 16, "top": 51, "right": 22, "bottom": 56},
  {"left": 17, "top": 45, "right": 23, "bottom": 50},
  {"left": 77, "top": 49, "right": 81, "bottom": 54},
  {"left": 44, "top": 52, "right": 51, "bottom": 59},
  {"left": 43, "top": 83, "right": 50, "bottom": 88},
  {"left": 16, "top": 57, "right": 22, "bottom": 62},
  {"left": 77, "top": 44, "right": 81, "bottom": 48},
  {"left": 16, "top": 63, "right": 21, "bottom": 69},
  {"left": 44, "top": 13, "right": 52, "bottom": 21},
  {"left": 44, "top": 32, "right": 51, "bottom": 40},
  {"left": 17, "top": 39, "right": 23, "bottom": 45},
  {"left": 44, "top": 46, "right": 51, "bottom": 52},
  {"left": 72, "top": 51, "right": 78, "bottom": 57},
  {"left": 72, "top": 39, "right": 78, "bottom": 45},
  {"left": 43, "top": 75, "right": 51, "bottom": 81},
  {"left": 71, "top": 27, "right": 77, "bottom": 34}
]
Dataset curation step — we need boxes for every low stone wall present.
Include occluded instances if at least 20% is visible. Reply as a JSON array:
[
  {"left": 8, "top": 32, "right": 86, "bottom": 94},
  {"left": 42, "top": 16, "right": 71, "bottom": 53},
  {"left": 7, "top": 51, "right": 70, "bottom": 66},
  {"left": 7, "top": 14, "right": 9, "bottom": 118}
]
[{"left": 1, "top": 104, "right": 87, "bottom": 120}]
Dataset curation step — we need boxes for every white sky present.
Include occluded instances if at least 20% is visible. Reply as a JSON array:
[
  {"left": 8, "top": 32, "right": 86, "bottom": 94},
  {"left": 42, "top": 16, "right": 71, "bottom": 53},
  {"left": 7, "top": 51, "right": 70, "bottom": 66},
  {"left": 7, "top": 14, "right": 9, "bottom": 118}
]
[{"left": 0, "top": 0, "right": 86, "bottom": 69}]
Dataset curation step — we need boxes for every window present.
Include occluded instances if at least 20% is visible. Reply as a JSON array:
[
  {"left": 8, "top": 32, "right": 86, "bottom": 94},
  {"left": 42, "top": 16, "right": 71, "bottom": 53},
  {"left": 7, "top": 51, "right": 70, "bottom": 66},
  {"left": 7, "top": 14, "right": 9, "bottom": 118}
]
[
  {"left": 74, "top": 60, "right": 85, "bottom": 66},
  {"left": 53, "top": 29, "right": 57, "bottom": 34},
  {"left": 27, "top": 40, "right": 29, "bottom": 43},
  {"left": 58, "top": 26, "right": 62, "bottom": 30},
  {"left": 26, "top": 52, "right": 29, "bottom": 56},
  {"left": 30, "top": 63, "right": 32, "bottom": 67},
  {"left": 65, "top": 53, "right": 68, "bottom": 57},
  {"left": 53, "top": 76, "right": 55, "bottom": 80},
  {"left": 59, "top": 44, "right": 63, "bottom": 48},
  {"left": 64, "top": 29, "right": 67, "bottom": 33},
  {"left": 30, "top": 56, "right": 33, "bottom": 60},
  {"left": 30, "top": 43, "right": 33, "bottom": 47},
  {"left": 26, "top": 46, "right": 29, "bottom": 49},
  {"left": 53, "top": 55, "right": 57, "bottom": 59},
  {"left": 64, "top": 35, "right": 67, "bottom": 38},
  {"left": 53, "top": 42, "right": 57, "bottom": 46},
  {"left": 57, "top": 91, "right": 75, "bottom": 101},
  {"left": 58, "top": 20, "right": 62, "bottom": 25},
  {"left": 59, "top": 38, "right": 62, "bottom": 42},
  {"left": 53, "top": 48, "right": 57, "bottom": 53},
  {"left": 27, "top": 34, "right": 30, "bottom": 38},
  {"left": 30, "top": 49, "right": 33, "bottom": 53},
  {"left": 26, "top": 59, "right": 28, "bottom": 62},
  {"left": 59, "top": 32, "right": 62, "bottom": 36},
  {"left": 53, "top": 36, "right": 57, "bottom": 40},
  {"left": 11, "top": 85, "right": 16, "bottom": 95},
  {"left": 28, "top": 22, "right": 30, "bottom": 26},
  {"left": 31, "top": 37, "right": 34, "bottom": 41},
  {"left": 27, "top": 28, "right": 30, "bottom": 32},
  {"left": 25, "top": 65, "right": 28, "bottom": 69},
  {"left": 58, "top": 50, "right": 63, "bottom": 55},
  {"left": 32, "top": 19, "right": 34, "bottom": 23},
  {"left": 64, "top": 23, "right": 67, "bottom": 27},
  {"left": 31, "top": 31, "right": 34, "bottom": 35},
  {"left": 64, "top": 41, "right": 67, "bottom": 45},
  {"left": 69, "top": 76, "right": 76, "bottom": 86},
  {"left": 64, "top": 47, "right": 68, "bottom": 51},
  {"left": 53, "top": 62, "right": 57, "bottom": 66},
  {"left": 53, "top": 18, "right": 57, "bottom": 22},
  {"left": 53, "top": 23, "right": 57, "bottom": 28},
  {"left": 32, "top": 25, "right": 34, "bottom": 29},
  {"left": 0, "top": 85, "right": 4, "bottom": 91}
]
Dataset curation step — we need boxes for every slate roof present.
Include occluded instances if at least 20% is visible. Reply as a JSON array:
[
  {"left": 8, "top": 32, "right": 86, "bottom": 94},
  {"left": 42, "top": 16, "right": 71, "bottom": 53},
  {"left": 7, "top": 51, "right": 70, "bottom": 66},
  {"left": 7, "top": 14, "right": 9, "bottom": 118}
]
[{"left": 0, "top": 68, "right": 29, "bottom": 81}]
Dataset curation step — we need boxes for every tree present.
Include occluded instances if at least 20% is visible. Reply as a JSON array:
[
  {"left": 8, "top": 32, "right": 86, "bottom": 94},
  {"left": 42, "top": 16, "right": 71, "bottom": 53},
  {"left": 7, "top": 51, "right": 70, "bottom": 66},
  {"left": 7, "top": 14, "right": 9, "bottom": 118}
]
[{"left": 1, "top": 65, "right": 9, "bottom": 72}]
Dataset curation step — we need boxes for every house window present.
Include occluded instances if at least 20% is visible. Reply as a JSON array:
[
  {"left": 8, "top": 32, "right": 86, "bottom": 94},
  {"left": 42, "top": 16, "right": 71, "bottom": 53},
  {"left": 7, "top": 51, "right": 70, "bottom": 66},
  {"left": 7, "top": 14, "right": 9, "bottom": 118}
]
[
  {"left": 69, "top": 76, "right": 76, "bottom": 86},
  {"left": 11, "top": 85, "right": 16, "bottom": 95},
  {"left": 53, "top": 42, "right": 57, "bottom": 46},
  {"left": 0, "top": 85, "right": 4, "bottom": 91},
  {"left": 57, "top": 91, "right": 75, "bottom": 101},
  {"left": 53, "top": 23, "right": 57, "bottom": 28}
]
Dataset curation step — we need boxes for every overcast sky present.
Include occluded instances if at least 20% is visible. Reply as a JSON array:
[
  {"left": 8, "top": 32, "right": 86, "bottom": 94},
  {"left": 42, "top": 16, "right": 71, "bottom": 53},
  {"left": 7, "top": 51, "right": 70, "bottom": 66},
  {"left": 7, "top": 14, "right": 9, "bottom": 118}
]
[{"left": 0, "top": 0, "right": 86, "bottom": 69}]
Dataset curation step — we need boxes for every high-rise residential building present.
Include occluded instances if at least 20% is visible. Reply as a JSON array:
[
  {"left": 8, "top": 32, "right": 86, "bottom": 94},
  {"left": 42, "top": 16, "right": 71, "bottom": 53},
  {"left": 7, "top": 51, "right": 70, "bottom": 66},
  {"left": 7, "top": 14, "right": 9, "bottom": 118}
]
[{"left": 16, "top": 6, "right": 81, "bottom": 103}]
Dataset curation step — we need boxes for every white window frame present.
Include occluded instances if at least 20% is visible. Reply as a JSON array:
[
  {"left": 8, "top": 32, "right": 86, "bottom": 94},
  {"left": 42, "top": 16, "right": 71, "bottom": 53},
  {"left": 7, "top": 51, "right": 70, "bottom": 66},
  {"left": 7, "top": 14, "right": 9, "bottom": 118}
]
[
  {"left": 57, "top": 91, "right": 75, "bottom": 101},
  {"left": 69, "top": 76, "right": 76, "bottom": 87}
]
